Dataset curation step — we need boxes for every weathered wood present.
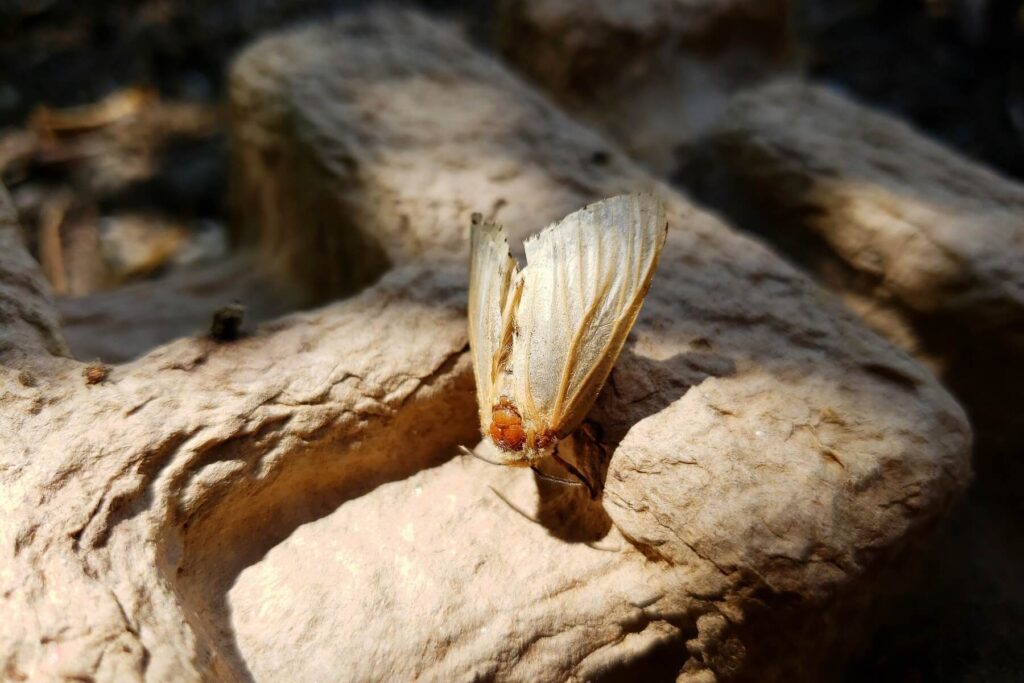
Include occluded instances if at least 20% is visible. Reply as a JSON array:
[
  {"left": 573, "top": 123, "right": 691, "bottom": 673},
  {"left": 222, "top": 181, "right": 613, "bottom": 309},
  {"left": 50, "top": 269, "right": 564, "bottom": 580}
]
[{"left": 0, "top": 260, "right": 477, "bottom": 681}]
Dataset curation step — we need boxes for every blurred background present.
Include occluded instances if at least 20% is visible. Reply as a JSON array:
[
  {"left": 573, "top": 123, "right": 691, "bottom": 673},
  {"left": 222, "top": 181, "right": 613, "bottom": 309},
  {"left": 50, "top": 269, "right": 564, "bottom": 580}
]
[
  {"left": 2, "top": 0, "right": 1022, "bottom": 680},
  {"left": 3, "top": 0, "right": 1023, "bottom": 293},
  {"left": 2, "top": 0, "right": 1024, "bottom": 292}
]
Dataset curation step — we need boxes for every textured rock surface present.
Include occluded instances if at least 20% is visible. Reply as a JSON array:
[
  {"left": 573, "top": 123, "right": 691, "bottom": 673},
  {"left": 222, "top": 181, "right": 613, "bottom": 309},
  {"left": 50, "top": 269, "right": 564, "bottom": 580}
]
[
  {"left": 702, "top": 79, "right": 1024, "bottom": 466},
  {"left": 225, "top": 10, "right": 969, "bottom": 681},
  {"left": 1, "top": 260, "right": 478, "bottom": 682},
  {"left": 499, "top": 0, "right": 798, "bottom": 175},
  {"left": 0, "top": 9, "right": 971, "bottom": 683}
]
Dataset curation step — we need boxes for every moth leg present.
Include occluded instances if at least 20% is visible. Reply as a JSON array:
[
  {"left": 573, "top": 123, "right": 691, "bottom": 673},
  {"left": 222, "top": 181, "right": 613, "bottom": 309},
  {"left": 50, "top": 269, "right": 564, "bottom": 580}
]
[
  {"left": 461, "top": 445, "right": 595, "bottom": 493},
  {"left": 550, "top": 450, "right": 599, "bottom": 499},
  {"left": 580, "top": 419, "right": 604, "bottom": 444},
  {"left": 530, "top": 466, "right": 586, "bottom": 489}
]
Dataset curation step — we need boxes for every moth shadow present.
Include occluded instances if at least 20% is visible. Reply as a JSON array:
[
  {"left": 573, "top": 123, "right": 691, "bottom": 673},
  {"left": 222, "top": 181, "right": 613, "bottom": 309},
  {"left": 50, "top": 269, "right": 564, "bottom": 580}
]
[{"left": 534, "top": 346, "right": 737, "bottom": 542}]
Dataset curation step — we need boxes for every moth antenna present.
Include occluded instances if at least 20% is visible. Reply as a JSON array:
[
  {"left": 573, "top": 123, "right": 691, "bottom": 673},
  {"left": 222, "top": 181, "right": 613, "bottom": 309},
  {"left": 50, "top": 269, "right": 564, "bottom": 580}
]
[
  {"left": 487, "top": 485, "right": 542, "bottom": 525},
  {"left": 459, "top": 445, "right": 505, "bottom": 467},
  {"left": 460, "top": 447, "right": 592, "bottom": 493},
  {"left": 530, "top": 466, "right": 586, "bottom": 488}
]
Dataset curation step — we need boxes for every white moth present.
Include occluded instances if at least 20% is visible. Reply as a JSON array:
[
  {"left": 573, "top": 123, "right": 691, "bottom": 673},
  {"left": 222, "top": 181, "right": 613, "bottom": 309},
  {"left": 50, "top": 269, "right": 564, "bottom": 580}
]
[{"left": 467, "top": 194, "right": 668, "bottom": 471}]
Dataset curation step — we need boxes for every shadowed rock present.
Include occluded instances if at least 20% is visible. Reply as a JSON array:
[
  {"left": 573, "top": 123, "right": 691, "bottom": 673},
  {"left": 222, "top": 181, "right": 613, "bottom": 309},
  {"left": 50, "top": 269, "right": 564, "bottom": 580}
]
[
  {"left": 0, "top": 9, "right": 970, "bottom": 683},
  {"left": 499, "top": 0, "right": 799, "bottom": 175},
  {"left": 701, "top": 79, "right": 1024, "bottom": 472}
]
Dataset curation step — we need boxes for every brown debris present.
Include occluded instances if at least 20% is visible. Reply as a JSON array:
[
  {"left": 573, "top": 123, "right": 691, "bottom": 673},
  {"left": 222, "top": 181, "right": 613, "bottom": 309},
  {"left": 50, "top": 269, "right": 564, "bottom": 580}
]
[
  {"left": 209, "top": 302, "right": 245, "bottom": 342},
  {"left": 29, "top": 87, "right": 154, "bottom": 136},
  {"left": 1, "top": 89, "right": 225, "bottom": 297},
  {"left": 83, "top": 360, "right": 109, "bottom": 384}
]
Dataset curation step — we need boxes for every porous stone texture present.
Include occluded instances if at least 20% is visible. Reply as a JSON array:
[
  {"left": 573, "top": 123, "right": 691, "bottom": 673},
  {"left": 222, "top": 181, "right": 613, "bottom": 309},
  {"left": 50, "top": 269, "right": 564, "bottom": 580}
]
[
  {"left": 498, "top": 0, "right": 798, "bottom": 175},
  {"left": 1, "top": 9, "right": 971, "bottom": 683},
  {"left": 702, "top": 79, "right": 1024, "bottom": 469}
]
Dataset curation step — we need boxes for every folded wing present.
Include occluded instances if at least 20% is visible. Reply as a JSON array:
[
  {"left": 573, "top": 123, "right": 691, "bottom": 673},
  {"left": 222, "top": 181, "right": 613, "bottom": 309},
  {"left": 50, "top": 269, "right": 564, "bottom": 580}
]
[
  {"left": 468, "top": 215, "right": 520, "bottom": 433},
  {"left": 511, "top": 194, "right": 667, "bottom": 442}
]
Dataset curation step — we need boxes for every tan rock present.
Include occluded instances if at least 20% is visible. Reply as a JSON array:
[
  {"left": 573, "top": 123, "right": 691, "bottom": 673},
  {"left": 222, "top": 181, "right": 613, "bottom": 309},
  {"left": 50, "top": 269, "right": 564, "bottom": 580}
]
[
  {"left": 705, "top": 79, "right": 1024, "bottom": 463},
  {"left": 1, "top": 9, "right": 970, "bottom": 683},
  {"left": 499, "top": 0, "right": 799, "bottom": 175},
  {"left": 225, "top": 10, "right": 968, "bottom": 681}
]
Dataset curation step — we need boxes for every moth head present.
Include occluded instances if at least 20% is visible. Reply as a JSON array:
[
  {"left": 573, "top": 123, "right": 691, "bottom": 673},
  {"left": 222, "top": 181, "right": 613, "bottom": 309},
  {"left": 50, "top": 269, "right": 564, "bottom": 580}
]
[
  {"left": 488, "top": 397, "right": 562, "bottom": 466},
  {"left": 489, "top": 397, "right": 526, "bottom": 453}
]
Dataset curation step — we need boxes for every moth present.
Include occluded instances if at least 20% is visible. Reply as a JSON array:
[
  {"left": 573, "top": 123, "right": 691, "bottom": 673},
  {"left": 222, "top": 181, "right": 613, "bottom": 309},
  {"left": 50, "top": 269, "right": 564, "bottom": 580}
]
[{"left": 467, "top": 194, "right": 668, "bottom": 487}]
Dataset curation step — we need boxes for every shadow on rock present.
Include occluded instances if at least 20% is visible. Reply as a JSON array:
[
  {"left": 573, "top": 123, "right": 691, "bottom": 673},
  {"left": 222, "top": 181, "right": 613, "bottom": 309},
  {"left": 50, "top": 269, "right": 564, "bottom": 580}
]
[{"left": 533, "top": 345, "right": 737, "bottom": 543}]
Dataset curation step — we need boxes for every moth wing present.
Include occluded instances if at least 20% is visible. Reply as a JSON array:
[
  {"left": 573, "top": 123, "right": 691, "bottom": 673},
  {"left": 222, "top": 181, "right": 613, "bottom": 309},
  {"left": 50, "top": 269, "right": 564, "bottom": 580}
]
[
  {"left": 468, "top": 214, "right": 520, "bottom": 433},
  {"left": 511, "top": 194, "right": 667, "bottom": 440}
]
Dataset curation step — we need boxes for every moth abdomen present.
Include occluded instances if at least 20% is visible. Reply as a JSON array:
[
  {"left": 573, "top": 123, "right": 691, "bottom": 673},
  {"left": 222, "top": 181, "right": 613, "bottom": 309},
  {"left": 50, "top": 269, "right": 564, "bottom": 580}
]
[{"left": 489, "top": 397, "right": 526, "bottom": 452}]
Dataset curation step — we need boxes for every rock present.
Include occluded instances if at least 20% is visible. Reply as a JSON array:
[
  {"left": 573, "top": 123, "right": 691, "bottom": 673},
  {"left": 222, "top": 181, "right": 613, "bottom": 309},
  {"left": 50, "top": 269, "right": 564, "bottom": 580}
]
[
  {"left": 0, "top": 183, "right": 67, "bottom": 362},
  {"left": 1, "top": 259, "right": 478, "bottom": 682},
  {"left": 58, "top": 254, "right": 305, "bottom": 363},
  {"left": 498, "top": 0, "right": 799, "bottom": 175},
  {"left": 225, "top": 10, "right": 967, "bottom": 680},
  {"left": 701, "top": 79, "right": 1024, "bottom": 469},
  {"left": 0, "top": 9, "right": 970, "bottom": 683}
]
